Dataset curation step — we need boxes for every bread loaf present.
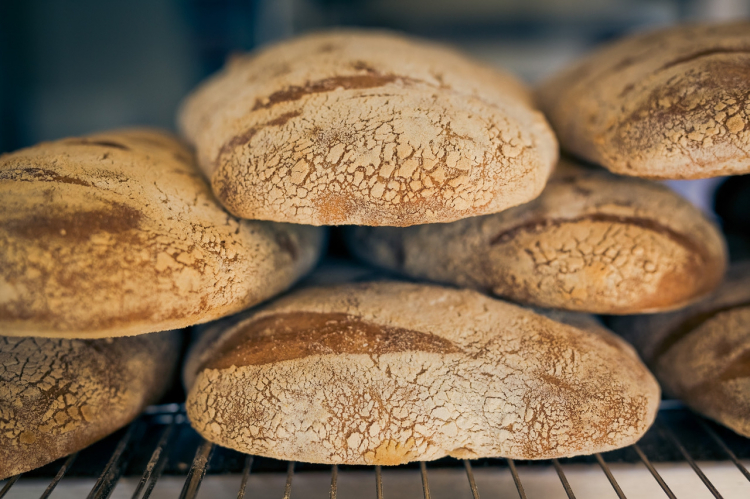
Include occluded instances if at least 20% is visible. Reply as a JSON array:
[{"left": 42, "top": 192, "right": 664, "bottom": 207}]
[
  {"left": 185, "top": 281, "right": 659, "bottom": 464},
  {"left": 179, "top": 30, "right": 558, "bottom": 226},
  {"left": 347, "top": 159, "right": 727, "bottom": 314},
  {"left": 0, "top": 129, "right": 325, "bottom": 338},
  {"left": 611, "top": 262, "right": 750, "bottom": 437},
  {"left": 536, "top": 22, "right": 750, "bottom": 179},
  {"left": 0, "top": 330, "right": 181, "bottom": 479}
]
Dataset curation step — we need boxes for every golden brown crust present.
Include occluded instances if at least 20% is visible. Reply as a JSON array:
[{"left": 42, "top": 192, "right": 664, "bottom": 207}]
[
  {"left": 179, "top": 29, "right": 558, "bottom": 226},
  {"left": 185, "top": 281, "right": 659, "bottom": 464},
  {"left": 536, "top": 22, "right": 750, "bottom": 179},
  {"left": 0, "top": 129, "right": 325, "bottom": 338},
  {"left": 346, "top": 159, "right": 727, "bottom": 314},
  {"left": 0, "top": 331, "right": 181, "bottom": 479},
  {"left": 202, "top": 312, "right": 462, "bottom": 370},
  {"left": 611, "top": 262, "right": 750, "bottom": 437}
]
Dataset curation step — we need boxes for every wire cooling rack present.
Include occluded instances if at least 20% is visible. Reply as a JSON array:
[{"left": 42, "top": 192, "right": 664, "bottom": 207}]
[{"left": 2, "top": 402, "right": 749, "bottom": 499}]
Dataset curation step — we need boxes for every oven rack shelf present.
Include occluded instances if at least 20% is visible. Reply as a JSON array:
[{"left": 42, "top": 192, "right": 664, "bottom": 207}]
[{"left": 2, "top": 402, "right": 749, "bottom": 499}]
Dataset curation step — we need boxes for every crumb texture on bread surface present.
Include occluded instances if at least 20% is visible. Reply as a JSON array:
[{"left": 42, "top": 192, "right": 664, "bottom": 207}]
[
  {"left": 179, "top": 30, "right": 558, "bottom": 226},
  {"left": 0, "top": 129, "right": 324, "bottom": 338},
  {"left": 186, "top": 281, "right": 659, "bottom": 464},
  {"left": 347, "top": 159, "right": 727, "bottom": 313},
  {"left": 0, "top": 331, "right": 181, "bottom": 479},
  {"left": 612, "top": 262, "right": 750, "bottom": 437},
  {"left": 536, "top": 22, "right": 750, "bottom": 179}
]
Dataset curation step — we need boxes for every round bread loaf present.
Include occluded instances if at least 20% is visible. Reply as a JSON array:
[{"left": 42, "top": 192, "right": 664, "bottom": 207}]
[
  {"left": 611, "top": 262, "right": 750, "bottom": 437},
  {"left": 346, "top": 159, "right": 727, "bottom": 314},
  {"left": 185, "top": 281, "right": 659, "bottom": 464},
  {"left": 536, "top": 22, "right": 750, "bottom": 179},
  {"left": 0, "top": 129, "right": 325, "bottom": 338},
  {"left": 178, "top": 30, "right": 558, "bottom": 226},
  {"left": 0, "top": 330, "right": 181, "bottom": 479}
]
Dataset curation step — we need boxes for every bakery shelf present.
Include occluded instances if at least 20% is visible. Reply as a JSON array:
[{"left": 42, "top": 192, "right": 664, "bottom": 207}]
[{"left": 2, "top": 402, "right": 749, "bottom": 499}]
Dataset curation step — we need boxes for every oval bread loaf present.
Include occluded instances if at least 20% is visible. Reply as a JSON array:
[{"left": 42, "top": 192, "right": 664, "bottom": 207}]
[
  {"left": 536, "top": 22, "right": 750, "bottom": 179},
  {"left": 0, "top": 330, "right": 181, "bottom": 479},
  {"left": 611, "top": 262, "right": 750, "bottom": 437},
  {"left": 185, "top": 281, "right": 659, "bottom": 464},
  {"left": 0, "top": 129, "right": 325, "bottom": 338},
  {"left": 346, "top": 159, "right": 727, "bottom": 314},
  {"left": 179, "top": 30, "right": 558, "bottom": 226}
]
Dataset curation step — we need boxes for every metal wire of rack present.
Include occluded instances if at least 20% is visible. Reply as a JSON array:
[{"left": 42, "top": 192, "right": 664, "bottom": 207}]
[{"left": 2, "top": 402, "right": 749, "bottom": 499}]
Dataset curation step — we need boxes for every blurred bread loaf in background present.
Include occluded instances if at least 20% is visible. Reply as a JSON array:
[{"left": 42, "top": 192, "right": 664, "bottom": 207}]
[
  {"left": 611, "top": 262, "right": 750, "bottom": 437},
  {"left": 0, "top": 129, "right": 325, "bottom": 338},
  {"left": 537, "top": 22, "right": 750, "bottom": 179}
]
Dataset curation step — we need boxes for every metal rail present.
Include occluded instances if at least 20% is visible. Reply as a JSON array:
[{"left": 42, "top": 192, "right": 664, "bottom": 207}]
[
  {"left": 2, "top": 405, "right": 749, "bottom": 499},
  {"left": 658, "top": 422, "right": 724, "bottom": 499}
]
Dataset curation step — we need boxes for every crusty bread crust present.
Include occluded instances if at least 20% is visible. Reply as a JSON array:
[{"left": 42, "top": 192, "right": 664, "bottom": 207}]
[
  {"left": 0, "top": 129, "right": 325, "bottom": 338},
  {"left": 186, "top": 281, "right": 659, "bottom": 464},
  {"left": 536, "top": 22, "right": 750, "bottom": 179},
  {"left": 611, "top": 263, "right": 750, "bottom": 437},
  {"left": 346, "top": 159, "right": 727, "bottom": 314},
  {"left": 0, "top": 330, "right": 181, "bottom": 479},
  {"left": 179, "top": 29, "right": 558, "bottom": 226}
]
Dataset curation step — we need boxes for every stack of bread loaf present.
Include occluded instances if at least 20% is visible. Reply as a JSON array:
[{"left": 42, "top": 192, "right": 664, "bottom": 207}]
[
  {"left": 0, "top": 130, "right": 325, "bottom": 478},
  {"left": 537, "top": 21, "right": 750, "bottom": 440},
  {"left": 1, "top": 22, "right": 748, "bottom": 477}
]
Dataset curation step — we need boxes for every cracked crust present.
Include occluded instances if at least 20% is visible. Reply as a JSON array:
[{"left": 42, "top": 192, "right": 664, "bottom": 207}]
[
  {"left": 0, "top": 330, "right": 181, "bottom": 479},
  {"left": 611, "top": 262, "right": 750, "bottom": 437},
  {"left": 0, "top": 129, "right": 325, "bottom": 338},
  {"left": 178, "top": 29, "right": 558, "bottom": 226},
  {"left": 185, "top": 281, "right": 659, "bottom": 464},
  {"left": 536, "top": 22, "right": 750, "bottom": 179},
  {"left": 346, "top": 159, "right": 727, "bottom": 314}
]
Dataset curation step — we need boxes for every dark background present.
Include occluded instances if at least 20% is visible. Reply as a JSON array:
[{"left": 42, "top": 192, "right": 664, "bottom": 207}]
[
  {"left": 4, "top": 0, "right": 748, "bottom": 153},
  {"left": 1, "top": 0, "right": 748, "bottom": 256}
]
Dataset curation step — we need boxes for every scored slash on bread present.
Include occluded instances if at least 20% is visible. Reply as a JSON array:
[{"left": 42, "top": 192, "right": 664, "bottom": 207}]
[
  {"left": 179, "top": 29, "right": 558, "bottom": 226},
  {"left": 184, "top": 280, "right": 659, "bottom": 465},
  {"left": 346, "top": 158, "right": 727, "bottom": 314}
]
